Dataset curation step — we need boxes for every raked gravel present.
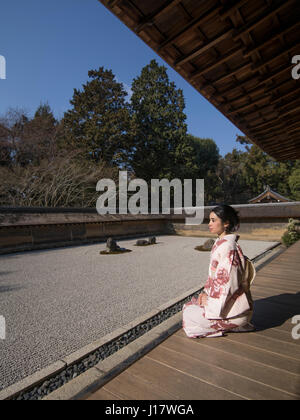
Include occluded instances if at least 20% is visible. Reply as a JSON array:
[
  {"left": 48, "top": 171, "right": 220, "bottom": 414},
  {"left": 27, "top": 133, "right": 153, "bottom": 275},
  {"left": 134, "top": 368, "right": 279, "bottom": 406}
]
[{"left": 0, "top": 234, "right": 278, "bottom": 391}]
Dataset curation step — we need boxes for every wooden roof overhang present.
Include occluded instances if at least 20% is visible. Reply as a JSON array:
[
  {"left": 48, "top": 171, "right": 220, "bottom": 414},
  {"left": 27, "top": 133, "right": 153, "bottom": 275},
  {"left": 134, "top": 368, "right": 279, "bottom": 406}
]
[{"left": 100, "top": 0, "right": 300, "bottom": 161}]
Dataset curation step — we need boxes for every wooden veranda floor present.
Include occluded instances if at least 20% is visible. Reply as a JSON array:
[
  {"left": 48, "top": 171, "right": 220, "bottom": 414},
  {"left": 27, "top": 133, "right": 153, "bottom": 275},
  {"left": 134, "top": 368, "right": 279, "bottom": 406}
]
[{"left": 86, "top": 241, "right": 300, "bottom": 400}]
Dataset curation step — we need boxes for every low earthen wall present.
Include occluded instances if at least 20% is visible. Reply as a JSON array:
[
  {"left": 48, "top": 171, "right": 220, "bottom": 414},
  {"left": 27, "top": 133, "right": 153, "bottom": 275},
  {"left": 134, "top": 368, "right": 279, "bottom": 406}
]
[{"left": 0, "top": 202, "right": 299, "bottom": 253}]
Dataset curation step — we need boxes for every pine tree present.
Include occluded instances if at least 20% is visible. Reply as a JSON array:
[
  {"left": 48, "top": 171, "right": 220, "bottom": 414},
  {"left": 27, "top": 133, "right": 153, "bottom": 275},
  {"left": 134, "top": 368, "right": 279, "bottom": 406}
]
[
  {"left": 62, "top": 67, "right": 131, "bottom": 167},
  {"left": 23, "top": 103, "right": 59, "bottom": 165},
  {"left": 129, "top": 59, "right": 194, "bottom": 182}
]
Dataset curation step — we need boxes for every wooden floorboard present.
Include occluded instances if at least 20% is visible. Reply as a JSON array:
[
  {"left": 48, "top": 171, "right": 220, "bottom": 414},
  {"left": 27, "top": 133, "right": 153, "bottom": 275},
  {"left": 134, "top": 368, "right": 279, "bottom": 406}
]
[
  {"left": 224, "top": 334, "right": 300, "bottom": 361},
  {"left": 86, "top": 241, "right": 300, "bottom": 400},
  {"left": 251, "top": 283, "right": 299, "bottom": 293},
  {"left": 254, "top": 326, "right": 300, "bottom": 345},
  {"left": 159, "top": 335, "right": 300, "bottom": 397},
  {"left": 86, "top": 387, "right": 122, "bottom": 401},
  {"left": 96, "top": 370, "right": 178, "bottom": 400},
  {"left": 253, "top": 277, "right": 299, "bottom": 285},
  {"left": 252, "top": 277, "right": 300, "bottom": 288},
  {"left": 174, "top": 330, "right": 300, "bottom": 375},
  {"left": 106, "top": 356, "right": 246, "bottom": 400},
  {"left": 144, "top": 346, "right": 297, "bottom": 400},
  {"left": 252, "top": 288, "right": 299, "bottom": 299}
]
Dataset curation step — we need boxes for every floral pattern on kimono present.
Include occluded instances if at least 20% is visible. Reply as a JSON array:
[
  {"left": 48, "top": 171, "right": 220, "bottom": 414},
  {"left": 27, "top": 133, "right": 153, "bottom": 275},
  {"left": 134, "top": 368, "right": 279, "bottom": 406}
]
[{"left": 182, "top": 234, "right": 253, "bottom": 338}]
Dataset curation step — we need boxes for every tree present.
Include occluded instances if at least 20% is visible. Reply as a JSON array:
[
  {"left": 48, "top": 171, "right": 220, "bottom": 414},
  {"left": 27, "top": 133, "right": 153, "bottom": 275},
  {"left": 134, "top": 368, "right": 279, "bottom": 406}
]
[
  {"left": 289, "top": 167, "right": 300, "bottom": 201},
  {"left": 0, "top": 123, "right": 13, "bottom": 166},
  {"left": 0, "top": 108, "right": 30, "bottom": 166},
  {"left": 216, "top": 149, "right": 250, "bottom": 204},
  {"left": 62, "top": 67, "right": 131, "bottom": 167},
  {"left": 129, "top": 59, "right": 194, "bottom": 182},
  {"left": 236, "top": 135, "right": 295, "bottom": 200},
  {"left": 0, "top": 105, "right": 60, "bottom": 167},
  {"left": 186, "top": 135, "right": 220, "bottom": 205},
  {"left": 188, "top": 135, "right": 219, "bottom": 177},
  {"left": 20, "top": 103, "right": 59, "bottom": 165},
  {"left": 0, "top": 151, "right": 119, "bottom": 208}
]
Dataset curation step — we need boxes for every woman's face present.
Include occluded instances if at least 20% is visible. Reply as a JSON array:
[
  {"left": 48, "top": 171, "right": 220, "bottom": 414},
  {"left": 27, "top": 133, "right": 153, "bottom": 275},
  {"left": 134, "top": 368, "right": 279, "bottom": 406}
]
[{"left": 208, "top": 212, "right": 229, "bottom": 236}]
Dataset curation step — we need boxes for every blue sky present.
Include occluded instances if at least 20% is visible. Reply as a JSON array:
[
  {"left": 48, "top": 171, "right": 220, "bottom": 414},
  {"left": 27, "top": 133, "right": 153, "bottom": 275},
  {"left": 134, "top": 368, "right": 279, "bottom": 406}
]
[{"left": 0, "top": 0, "right": 246, "bottom": 157}]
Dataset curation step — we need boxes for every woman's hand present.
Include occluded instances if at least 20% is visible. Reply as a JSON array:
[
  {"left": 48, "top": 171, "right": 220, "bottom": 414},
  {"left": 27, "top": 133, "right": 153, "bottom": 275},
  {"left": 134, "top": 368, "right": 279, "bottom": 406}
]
[{"left": 198, "top": 293, "right": 208, "bottom": 306}]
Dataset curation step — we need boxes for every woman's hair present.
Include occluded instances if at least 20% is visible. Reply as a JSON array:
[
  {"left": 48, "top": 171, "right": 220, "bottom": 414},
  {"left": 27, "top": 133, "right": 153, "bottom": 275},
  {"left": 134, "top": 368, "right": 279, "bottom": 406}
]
[{"left": 211, "top": 204, "right": 240, "bottom": 233}]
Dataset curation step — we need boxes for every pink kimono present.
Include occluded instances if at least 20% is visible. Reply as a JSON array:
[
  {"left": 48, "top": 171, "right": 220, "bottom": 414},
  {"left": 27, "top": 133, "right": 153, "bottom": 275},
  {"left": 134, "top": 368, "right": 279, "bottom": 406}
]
[{"left": 182, "top": 234, "right": 253, "bottom": 338}]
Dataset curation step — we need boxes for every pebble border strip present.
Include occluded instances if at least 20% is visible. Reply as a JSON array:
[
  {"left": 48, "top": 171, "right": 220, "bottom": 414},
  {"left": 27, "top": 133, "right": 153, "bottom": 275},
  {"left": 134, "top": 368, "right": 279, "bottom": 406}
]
[{"left": 13, "top": 288, "right": 203, "bottom": 400}]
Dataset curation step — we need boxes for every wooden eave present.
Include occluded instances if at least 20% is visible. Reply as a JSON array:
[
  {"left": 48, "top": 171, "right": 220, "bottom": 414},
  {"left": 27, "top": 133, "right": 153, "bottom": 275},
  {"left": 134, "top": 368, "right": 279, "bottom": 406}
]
[{"left": 100, "top": 0, "right": 300, "bottom": 161}]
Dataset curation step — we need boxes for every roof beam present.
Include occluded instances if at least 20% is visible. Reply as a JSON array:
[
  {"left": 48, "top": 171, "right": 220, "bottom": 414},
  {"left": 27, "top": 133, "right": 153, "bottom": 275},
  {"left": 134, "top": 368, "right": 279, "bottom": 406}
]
[
  {"left": 135, "top": 0, "right": 182, "bottom": 33},
  {"left": 200, "top": 61, "right": 252, "bottom": 91},
  {"left": 257, "top": 64, "right": 293, "bottom": 86},
  {"left": 274, "top": 151, "right": 299, "bottom": 160},
  {"left": 281, "top": 104, "right": 300, "bottom": 118},
  {"left": 275, "top": 97, "right": 300, "bottom": 113},
  {"left": 251, "top": 123, "right": 286, "bottom": 136},
  {"left": 246, "top": 115, "right": 289, "bottom": 131},
  {"left": 227, "top": 96, "right": 271, "bottom": 115},
  {"left": 243, "top": 20, "right": 300, "bottom": 58},
  {"left": 271, "top": 85, "right": 300, "bottom": 104},
  {"left": 190, "top": 47, "right": 242, "bottom": 81},
  {"left": 259, "top": 137, "right": 299, "bottom": 152},
  {"left": 157, "top": 5, "right": 221, "bottom": 52},
  {"left": 249, "top": 118, "right": 298, "bottom": 135},
  {"left": 219, "top": 0, "right": 250, "bottom": 21},
  {"left": 268, "top": 132, "right": 300, "bottom": 144},
  {"left": 288, "top": 126, "right": 300, "bottom": 134},
  {"left": 261, "top": 140, "right": 300, "bottom": 156},
  {"left": 106, "top": 0, "right": 122, "bottom": 7},
  {"left": 252, "top": 42, "right": 300, "bottom": 73},
  {"left": 214, "top": 66, "right": 293, "bottom": 100},
  {"left": 243, "top": 108, "right": 278, "bottom": 124},
  {"left": 241, "top": 104, "right": 277, "bottom": 119},
  {"left": 174, "top": 29, "right": 234, "bottom": 67},
  {"left": 233, "top": 0, "right": 296, "bottom": 42},
  {"left": 241, "top": 113, "right": 278, "bottom": 129},
  {"left": 250, "top": 121, "right": 295, "bottom": 136},
  {"left": 216, "top": 85, "right": 266, "bottom": 104},
  {"left": 256, "top": 128, "right": 291, "bottom": 141}
]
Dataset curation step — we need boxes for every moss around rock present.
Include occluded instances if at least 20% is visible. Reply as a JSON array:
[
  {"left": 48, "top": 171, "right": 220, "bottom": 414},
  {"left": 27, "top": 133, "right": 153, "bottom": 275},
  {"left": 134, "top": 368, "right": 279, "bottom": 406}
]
[
  {"left": 100, "top": 237, "right": 132, "bottom": 255},
  {"left": 100, "top": 249, "right": 132, "bottom": 255},
  {"left": 134, "top": 237, "right": 157, "bottom": 246}
]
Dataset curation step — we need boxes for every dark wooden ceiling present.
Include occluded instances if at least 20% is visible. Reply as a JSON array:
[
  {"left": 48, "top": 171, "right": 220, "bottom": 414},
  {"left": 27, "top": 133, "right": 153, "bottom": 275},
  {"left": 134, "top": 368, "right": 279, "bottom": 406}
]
[{"left": 100, "top": 0, "right": 300, "bottom": 161}]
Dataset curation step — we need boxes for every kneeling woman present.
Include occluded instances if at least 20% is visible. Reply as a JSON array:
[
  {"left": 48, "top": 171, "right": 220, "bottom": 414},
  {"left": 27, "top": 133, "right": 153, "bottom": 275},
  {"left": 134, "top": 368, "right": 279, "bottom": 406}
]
[{"left": 182, "top": 204, "right": 254, "bottom": 338}]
